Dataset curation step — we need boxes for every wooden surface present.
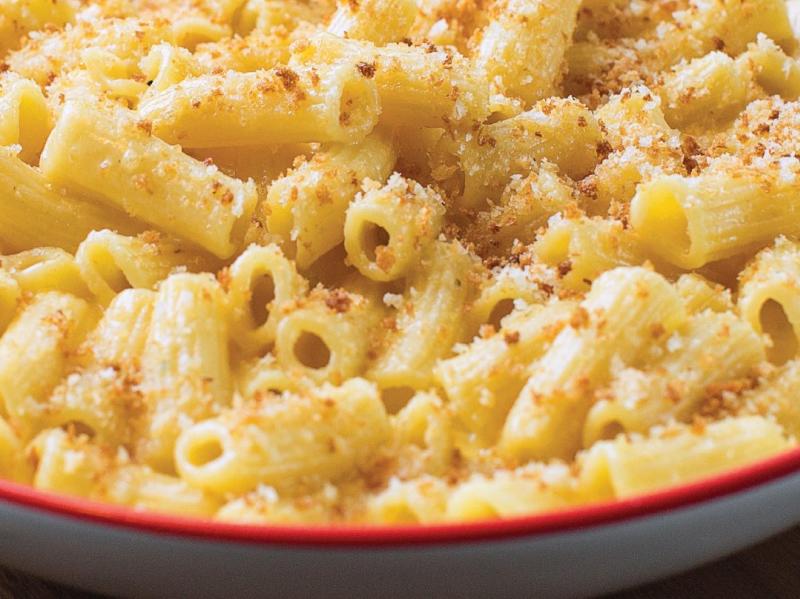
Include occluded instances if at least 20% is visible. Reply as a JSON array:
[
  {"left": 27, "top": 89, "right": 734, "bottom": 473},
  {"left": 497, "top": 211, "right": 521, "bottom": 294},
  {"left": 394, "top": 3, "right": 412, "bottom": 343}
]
[{"left": 1, "top": 526, "right": 799, "bottom": 598}]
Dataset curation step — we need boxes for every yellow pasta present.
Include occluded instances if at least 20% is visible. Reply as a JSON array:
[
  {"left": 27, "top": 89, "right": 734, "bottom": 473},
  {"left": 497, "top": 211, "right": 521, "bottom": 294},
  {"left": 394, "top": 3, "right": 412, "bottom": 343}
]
[
  {"left": 76, "top": 230, "right": 213, "bottom": 306},
  {"left": 290, "top": 32, "right": 491, "bottom": 128},
  {"left": 139, "top": 62, "right": 380, "bottom": 147},
  {"left": 458, "top": 98, "right": 602, "bottom": 209},
  {"left": 30, "top": 428, "right": 221, "bottom": 517},
  {"left": 466, "top": 161, "right": 578, "bottom": 256},
  {"left": 344, "top": 174, "right": 445, "bottom": 281},
  {"left": 1, "top": 247, "right": 90, "bottom": 298},
  {"left": 41, "top": 289, "right": 156, "bottom": 445},
  {"left": 265, "top": 132, "right": 396, "bottom": 269},
  {"left": 738, "top": 237, "right": 800, "bottom": 365},
  {"left": 466, "top": 264, "right": 547, "bottom": 334},
  {"left": 391, "top": 391, "right": 454, "bottom": 476},
  {"left": 0, "top": 292, "right": 97, "bottom": 438},
  {"left": 436, "top": 301, "right": 574, "bottom": 442},
  {"left": 631, "top": 156, "right": 800, "bottom": 269},
  {"left": 445, "top": 466, "right": 572, "bottom": 521},
  {"left": 0, "top": 0, "right": 76, "bottom": 57},
  {"left": 367, "top": 240, "right": 476, "bottom": 392},
  {"left": 589, "top": 85, "right": 685, "bottom": 214},
  {"left": 275, "top": 286, "right": 380, "bottom": 384},
  {"left": 500, "top": 267, "right": 686, "bottom": 461},
  {"left": 0, "top": 414, "right": 31, "bottom": 483},
  {"left": 137, "top": 273, "right": 231, "bottom": 472},
  {"left": 533, "top": 215, "right": 656, "bottom": 293},
  {"left": 327, "top": 0, "right": 417, "bottom": 44},
  {"left": 0, "top": 146, "right": 139, "bottom": 253},
  {"left": 366, "top": 476, "right": 449, "bottom": 524},
  {"left": 227, "top": 244, "right": 308, "bottom": 355},
  {"left": 472, "top": 0, "right": 581, "bottom": 105},
  {"left": 598, "top": 417, "right": 791, "bottom": 497},
  {"left": 40, "top": 99, "right": 258, "bottom": 258},
  {"left": 174, "top": 378, "right": 389, "bottom": 495},
  {"left": 0, "top": 0, "right": 799, "bottom": 526},
  {"left": 0, "top": 271, "right": 19, "bottom": 335},
  {"left": 584, "top": 311, "right": 765, "bottom": 444},
  {"left": 0, "top": 73, "right": 52, "bottom": 164}
]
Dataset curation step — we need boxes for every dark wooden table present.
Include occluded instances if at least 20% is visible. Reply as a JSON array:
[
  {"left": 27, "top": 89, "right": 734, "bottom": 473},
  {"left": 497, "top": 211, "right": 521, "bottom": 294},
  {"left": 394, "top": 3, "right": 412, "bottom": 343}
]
[{"left": 2, "top": 525, "right": 799, "bottom": 598}]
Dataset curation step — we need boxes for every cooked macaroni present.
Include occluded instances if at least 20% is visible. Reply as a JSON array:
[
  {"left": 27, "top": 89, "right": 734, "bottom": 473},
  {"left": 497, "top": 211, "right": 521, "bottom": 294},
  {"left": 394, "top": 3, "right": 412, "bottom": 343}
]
[{"left": 0, "top": 0, "right": 799, "bottom": 525}]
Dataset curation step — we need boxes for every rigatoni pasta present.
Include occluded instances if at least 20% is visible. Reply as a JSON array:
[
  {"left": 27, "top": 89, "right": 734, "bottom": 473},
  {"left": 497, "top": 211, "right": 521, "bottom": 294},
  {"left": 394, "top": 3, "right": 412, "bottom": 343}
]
[
  {"left": 344, "top": 174, "right": 445, "bottom": 281},
  {"left": 40, "top": 99, "right": 258, "bottom": 258},
  {"left": 1, "top": 0, "right": 800, "bottom": 526},
  {"left": 265, "top": 131, "right": 396, "bottom": 268},
  {"left": 174, "top": 378, "right": 389, "bottom": 495},
  {"left": 137, "top": 273, "right": 232, "bottom": 472},
  {"left": 138, "top": 62, "right": 380, "bottom": 147}
]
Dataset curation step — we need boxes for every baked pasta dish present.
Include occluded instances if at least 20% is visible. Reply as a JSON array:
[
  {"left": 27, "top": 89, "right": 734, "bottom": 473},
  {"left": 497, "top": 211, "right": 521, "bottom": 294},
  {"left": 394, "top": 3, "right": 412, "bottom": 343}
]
[{"left": 0, "top": 0, "right": 799, "bottom": 524}]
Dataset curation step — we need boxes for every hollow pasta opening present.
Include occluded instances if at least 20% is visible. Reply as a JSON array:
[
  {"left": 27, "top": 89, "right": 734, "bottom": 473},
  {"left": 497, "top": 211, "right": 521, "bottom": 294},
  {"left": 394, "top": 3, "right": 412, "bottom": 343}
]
[
  {"left": 18, "top": 95, "right": 49, "bottom": 164},
  {"left": 636, "top": 183, "right": 691, "bottom": 259},
  {"left": 488, "top": 298, "right": 515, "bottom": 330},
  {"left": 760, "top": 299, "right": 798, "bottom": 365},
  {"left": 359, "top": 221, "right": 391, "bottom": 263},
  {"left": 61, "top": 420, "right": 96, "bottom": 439},
  {"left": 597, "top": 421, "right": 624, "bottom": 442},
  {"left": 381, "top": 386, "right": 416, "bottom": 414},
  {"left": 228, "top": 212, "right": 251, "bottom": 253},
  {"left": 184, "top": 435, "right": 225, "bottom": 468},
  {"left": 293, "top": 331, "right": 331, "bottom": 369},
  {"left": 249, "top": 272, "right": 276, "bottom": 327},
  {"left": 93, "top": 253, "right": 132, "bottom": 295},
  {"left": 3, "top": 249, "right": 56, "bottom": 271},
  {"left": 338, "top": 76, "right": 374, "bottom": 135}
]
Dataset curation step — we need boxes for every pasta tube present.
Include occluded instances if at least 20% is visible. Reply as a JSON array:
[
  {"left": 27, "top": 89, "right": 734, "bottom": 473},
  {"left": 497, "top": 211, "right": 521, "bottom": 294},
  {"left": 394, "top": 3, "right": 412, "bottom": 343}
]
[
  {"left": 631, "top": 156, "right": 800, "bottom": 269},
  {"left": 473, "top": 0, "right": 581, "bottom": 105},
  {"left": 533, "top": 216, "right": 654, "bottom": 293},
  {"left": 344, "top": 174, "right": 445, "bottom": 281},
  {"left": 738, "top": 237, "right": 800, "bottom": 364},
  {"left": 291, "top": 33, "right": 491, "bottom": 128},
  {"left": 368, "top": 240, "right": 476, "bottom": 390},
  {"left": 467, "top": 162, "right": 578, "bottom": 256},
  {"left": 436, "top": 302, "right": 575, "bottom": 441},
  {"left": 76, "top": 230, "right": 214, "bottom": 306},
  {"left": 138, "top": 273, "right": 232, "bottom": 472},
  {"left": 0, "top": 271, "right": 19, "bottom": 335},
  {"left": 30, "top": 428, "right": 221, "bottom": 517},
  {"left": 0, "top": 415, "right": 31, "bottom": 483},
  {"left": 42, "top": 289, "right": 156, "bottom": 445},
  {"left": 0, "top": 74, "right": 52, "bottom": 164},
  {"left": 275, "top": 287, "right": 380, "bottom": 384},
  {"left": 265, "top": 132, "right": 396, "bottom": 268},
  {"left": 584, "top": 311, "right": 765, "bottom": 444},
  {"left": 458, "top": 98, "right": 602, "bottom": 208},
  {"left": 0, "top": 292, "right": 97, "bottom": 437},
  {"left": 1, "top": 247, "right": 90, "bottom": 298},
  {"left": 500, "top": 267, "right": 686, "bottom": 461},
  {"left": 599, "top": 417, "right": 790, "bottom": 497},
  {"left": 466, "top": 264, "right": 547, "bottom": 334},
  {"left": 0, "top": 147, "right": 139, "bottom": 253},
  {"left": 174, "top": 378, "right": 390, "bottom": 495},
  {"left": 445, "top": 468, "right": 571, "bottom": 521},
  {"left": 139, "top": 62, "right": 380, "bottom": 147},
  {"left": 227, "top": 244, "right": 308, "bottom": 355},
  {"left": 327, "top": 0, "right": 417, "bottom": 44},
  {"left": 41, "top": 99, "right": 258, "bottom": 258}
]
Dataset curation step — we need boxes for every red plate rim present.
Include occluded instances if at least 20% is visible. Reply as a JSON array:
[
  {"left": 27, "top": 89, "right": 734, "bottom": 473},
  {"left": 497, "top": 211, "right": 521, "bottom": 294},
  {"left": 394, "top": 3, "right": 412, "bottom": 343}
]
[{"left": 1, "top": 445, "right": 800, "bottom": 547}]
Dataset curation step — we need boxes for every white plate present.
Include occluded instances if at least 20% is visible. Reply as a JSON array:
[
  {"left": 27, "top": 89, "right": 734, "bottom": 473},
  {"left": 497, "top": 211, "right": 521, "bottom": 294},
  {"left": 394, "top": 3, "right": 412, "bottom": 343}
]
[{"left": 1, "top": 448, "right": 800, "bottom": 598}]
